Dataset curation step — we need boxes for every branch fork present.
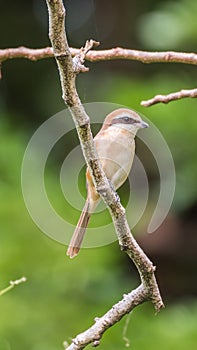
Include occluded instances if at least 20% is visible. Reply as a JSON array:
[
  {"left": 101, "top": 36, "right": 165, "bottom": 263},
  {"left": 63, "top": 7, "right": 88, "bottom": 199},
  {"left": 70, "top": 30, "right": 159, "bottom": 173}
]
[
  {"left": 45, "top": 0, "right": 164, "bottom": 348},
  {"left": 72, "top": 40, "right": 100, "bottom": 74}
]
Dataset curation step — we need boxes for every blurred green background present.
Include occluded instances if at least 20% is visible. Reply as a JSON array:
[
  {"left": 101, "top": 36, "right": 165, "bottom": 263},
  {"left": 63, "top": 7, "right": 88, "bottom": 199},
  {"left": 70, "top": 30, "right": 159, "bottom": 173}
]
[{"left": 0, "top": 0, "right": 197, "bottom": 349}]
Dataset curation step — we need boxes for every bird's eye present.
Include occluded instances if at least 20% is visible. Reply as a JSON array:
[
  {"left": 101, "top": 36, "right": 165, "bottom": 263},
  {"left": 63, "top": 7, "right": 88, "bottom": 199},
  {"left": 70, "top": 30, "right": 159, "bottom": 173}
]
[
  {"left": 123, "top": 116, "right": 137, "bottom": 124},
  {"left": 123, "top": 116, "right": 130, "bottom": 122}
]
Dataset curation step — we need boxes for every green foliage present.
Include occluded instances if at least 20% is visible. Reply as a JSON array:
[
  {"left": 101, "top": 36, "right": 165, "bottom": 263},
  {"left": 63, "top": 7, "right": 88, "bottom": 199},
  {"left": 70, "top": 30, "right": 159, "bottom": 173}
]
[{"left": 137, "top": 0, "right": 197, "bottom": 49}]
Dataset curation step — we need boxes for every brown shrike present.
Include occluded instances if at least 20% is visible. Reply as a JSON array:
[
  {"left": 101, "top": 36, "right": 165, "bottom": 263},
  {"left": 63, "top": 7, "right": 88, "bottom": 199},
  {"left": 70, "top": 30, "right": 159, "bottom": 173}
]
[{"left": 67, "top": 108, "right": 149, "bottom": 258}]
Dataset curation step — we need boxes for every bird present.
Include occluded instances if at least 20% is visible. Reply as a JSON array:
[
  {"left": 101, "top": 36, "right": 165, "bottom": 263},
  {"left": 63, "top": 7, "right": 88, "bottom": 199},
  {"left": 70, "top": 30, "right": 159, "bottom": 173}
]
[{"left": 67, "top": 108, "right": 149, "bottom": 258}]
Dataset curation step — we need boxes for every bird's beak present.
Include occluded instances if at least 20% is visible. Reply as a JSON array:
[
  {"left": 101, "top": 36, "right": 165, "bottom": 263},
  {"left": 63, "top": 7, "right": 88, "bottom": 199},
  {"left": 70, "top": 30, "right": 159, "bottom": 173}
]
[{"left": 138, "top": 120, "right": 149, "bottom": 128}]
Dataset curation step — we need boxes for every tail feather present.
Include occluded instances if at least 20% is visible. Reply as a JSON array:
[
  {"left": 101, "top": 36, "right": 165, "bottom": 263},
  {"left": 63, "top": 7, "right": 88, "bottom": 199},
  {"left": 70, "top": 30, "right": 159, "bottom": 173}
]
[{"left": 67, "top": 199, "right": 91, "bottom": 258}]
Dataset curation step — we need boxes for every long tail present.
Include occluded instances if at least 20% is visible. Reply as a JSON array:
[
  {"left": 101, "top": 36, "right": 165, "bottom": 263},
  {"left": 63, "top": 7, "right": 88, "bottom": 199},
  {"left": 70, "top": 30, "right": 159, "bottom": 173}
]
[{"left": 67, "top": 199, "right": 91, "bottom": 258}]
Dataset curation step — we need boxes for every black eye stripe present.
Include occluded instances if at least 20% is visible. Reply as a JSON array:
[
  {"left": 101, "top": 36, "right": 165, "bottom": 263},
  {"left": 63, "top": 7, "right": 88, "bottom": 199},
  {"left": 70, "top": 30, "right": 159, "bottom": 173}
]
[{"left": 111, "top": 116, "right": 137, "bottom": 124}]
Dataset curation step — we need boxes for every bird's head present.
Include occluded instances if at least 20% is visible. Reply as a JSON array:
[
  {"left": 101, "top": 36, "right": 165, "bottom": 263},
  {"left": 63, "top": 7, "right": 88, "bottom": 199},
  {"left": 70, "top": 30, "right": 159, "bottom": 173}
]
[{"left": 103, "top": 108, "right": 149, "bottom": 135}]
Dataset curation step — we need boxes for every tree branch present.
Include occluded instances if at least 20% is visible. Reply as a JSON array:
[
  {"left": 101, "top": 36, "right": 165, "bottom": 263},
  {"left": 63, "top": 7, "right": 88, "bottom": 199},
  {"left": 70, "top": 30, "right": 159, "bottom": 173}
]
[
  {"left": 0, "top": 46, "right": 197, "bottom": 65},
  {"left": 63, "top": 285, "right": 145, "bottom": 350},
  {"left": 141, "top": 88, "right": 197, "bottom": 107},
  {"left": 1, "top": 45, "right": 196, "bottom": 105},
  {"left": 45, "top": 0, "right": 163, "bottom": 349},
  {"left": 0, "top": 277, "right": 27, "bottom": 296},
  {"left": 0, "top": 46, "right": 53, "bottom": 62}
]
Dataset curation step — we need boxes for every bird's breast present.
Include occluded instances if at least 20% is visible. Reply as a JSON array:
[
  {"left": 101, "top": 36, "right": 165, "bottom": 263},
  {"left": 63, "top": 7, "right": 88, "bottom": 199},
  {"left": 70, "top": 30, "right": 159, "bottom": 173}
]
[{"left": 94, "top": 128, "right": 135, "bottom": 189}]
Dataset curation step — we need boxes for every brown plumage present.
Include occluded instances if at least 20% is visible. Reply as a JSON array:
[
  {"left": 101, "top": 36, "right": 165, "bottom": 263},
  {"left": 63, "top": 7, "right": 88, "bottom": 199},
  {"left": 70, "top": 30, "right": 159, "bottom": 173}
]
[{"left": 67, "top": 108, "right": 148, "bottom": 258}]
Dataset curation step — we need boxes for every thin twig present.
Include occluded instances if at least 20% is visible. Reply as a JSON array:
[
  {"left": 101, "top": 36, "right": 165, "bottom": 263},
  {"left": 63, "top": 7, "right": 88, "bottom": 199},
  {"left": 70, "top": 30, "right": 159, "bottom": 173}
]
[
  {"left": 45, "top": 1, "right": 163, "bottom": 349},
  {"left": 0, "top": 277, "right": 27, "bottom": 296},
  {"left": 141, "top": 88, "right": 197, "bottom": 107},
  {"left": 122, "top": 312, "right": 131, "bottom": 347},
  {"left": 0, "top": 46, "right": 197, "bottom": 65},
  {"left": 72, "top": 40, "right": 100, "bottom": 73}
]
